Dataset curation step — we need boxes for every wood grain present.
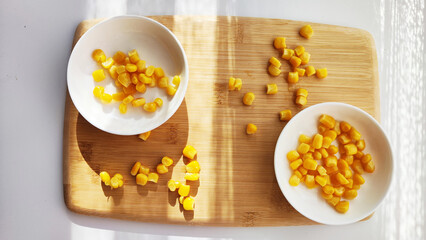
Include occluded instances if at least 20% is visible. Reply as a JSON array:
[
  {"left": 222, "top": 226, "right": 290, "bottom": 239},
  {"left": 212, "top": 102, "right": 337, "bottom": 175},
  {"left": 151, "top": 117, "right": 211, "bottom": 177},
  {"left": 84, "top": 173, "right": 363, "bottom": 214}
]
[{"left": 63, "top": 16, "right": 379, "bottom": 226}]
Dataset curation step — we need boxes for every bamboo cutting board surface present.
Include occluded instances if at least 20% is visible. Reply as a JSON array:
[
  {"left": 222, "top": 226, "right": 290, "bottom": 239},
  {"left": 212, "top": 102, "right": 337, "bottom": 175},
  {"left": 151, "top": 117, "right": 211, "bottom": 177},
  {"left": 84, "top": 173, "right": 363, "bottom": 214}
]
[{"left": 63, "top": 16, "right": 379, "bottom": 226}]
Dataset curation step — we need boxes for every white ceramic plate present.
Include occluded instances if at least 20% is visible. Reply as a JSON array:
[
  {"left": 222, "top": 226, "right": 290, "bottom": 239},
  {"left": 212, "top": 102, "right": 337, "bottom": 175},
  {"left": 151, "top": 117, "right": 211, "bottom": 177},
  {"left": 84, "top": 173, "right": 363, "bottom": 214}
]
[
  {"left": 274, "top": 102, "right": 394, "bottom": 225},
  {"left": 67, "top": 16, "right": 188, "bottom": 135}
]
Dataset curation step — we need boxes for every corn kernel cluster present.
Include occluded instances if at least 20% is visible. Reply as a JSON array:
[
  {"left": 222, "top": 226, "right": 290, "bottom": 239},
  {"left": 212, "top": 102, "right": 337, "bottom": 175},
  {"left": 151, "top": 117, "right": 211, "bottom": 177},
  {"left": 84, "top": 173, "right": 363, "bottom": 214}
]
[
  {"left": 287, "top": 114, "right": 375, "bottom": 213},
  {"left": 100, "top": 171, "right": 124, "bottom": 189},
  {"left": 168, "top": 145, "right": 200, "bottom": 211},
  {"left": 228, "top": 77, "right": 242, "bottom": 91},
  {"left": 131, "top": 155, "right": 175, "bottom": 186},
  {"left": 91, "top": 49, "right": 180, "bottom": 114}
]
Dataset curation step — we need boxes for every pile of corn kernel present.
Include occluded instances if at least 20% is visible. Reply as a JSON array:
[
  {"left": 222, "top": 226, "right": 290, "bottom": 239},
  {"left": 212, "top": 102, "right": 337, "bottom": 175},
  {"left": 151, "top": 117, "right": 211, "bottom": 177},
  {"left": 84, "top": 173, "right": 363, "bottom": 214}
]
[
  {"left": 287, "top": 114, "right": 375, "bottom": 213},
  {"left": 91, "top": 49, "right": 180, "bottom": 114},
  {"left": 100, "top": 171, "right": 124, "bottom": 189}
]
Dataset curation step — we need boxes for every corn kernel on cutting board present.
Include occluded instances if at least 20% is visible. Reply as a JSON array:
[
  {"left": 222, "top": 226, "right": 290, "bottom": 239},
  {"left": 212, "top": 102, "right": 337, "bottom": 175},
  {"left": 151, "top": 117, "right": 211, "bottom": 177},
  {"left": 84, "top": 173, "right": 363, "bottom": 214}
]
[{"left": 63, "top": 16, "right": 379, "bottom": 226}]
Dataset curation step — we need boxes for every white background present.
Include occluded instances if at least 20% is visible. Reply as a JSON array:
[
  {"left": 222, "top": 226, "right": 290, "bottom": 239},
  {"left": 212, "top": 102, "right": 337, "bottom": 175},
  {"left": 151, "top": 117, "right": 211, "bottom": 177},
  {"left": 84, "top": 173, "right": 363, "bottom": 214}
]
[{"left": 0, "top": 0, "right": 425, "bottom": 239}]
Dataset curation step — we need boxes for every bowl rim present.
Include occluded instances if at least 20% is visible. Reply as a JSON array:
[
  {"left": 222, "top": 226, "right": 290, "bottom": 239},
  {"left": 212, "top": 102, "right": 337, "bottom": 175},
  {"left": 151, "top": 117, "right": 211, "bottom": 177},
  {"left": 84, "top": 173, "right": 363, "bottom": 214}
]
[
  {"left": 274, "top": 102, "right": 395, "bottom": 225},
  {"left": 66, "top": 15, "right": 189, "bottom": 135}
]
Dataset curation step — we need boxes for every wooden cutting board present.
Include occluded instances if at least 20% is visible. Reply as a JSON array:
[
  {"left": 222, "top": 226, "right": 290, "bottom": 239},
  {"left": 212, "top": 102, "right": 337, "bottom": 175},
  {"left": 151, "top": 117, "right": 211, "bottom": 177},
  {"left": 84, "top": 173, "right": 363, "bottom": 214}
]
[{"left": 63, "top": 16, "right": 379, "bottom": 226}]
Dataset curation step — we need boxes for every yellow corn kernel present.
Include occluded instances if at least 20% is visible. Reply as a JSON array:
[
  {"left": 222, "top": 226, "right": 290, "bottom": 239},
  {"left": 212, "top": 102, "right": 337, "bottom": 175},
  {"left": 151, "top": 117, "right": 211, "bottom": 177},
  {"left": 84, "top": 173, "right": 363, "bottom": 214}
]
[
  {"left": 289, "top": 174, "right": 300, "bottom": 186},
  {"left": 101, "top": 57, "right": 114, "bottom": 69},
  {"left": 100, "top": 93, "right": 112, "bottom": 103},
  {"left": 294, "top": 170, "right": 302, "bottom": 179},
  {"left": 269, "top": 56, "right": 281, "bottom": 68},
  {"left": 128, "top": 49, "right": 140, "bottom": 63},
  {"left": 172, "top": 75, "right": 181, "bottom": 87},
  {"left": 312, "top": 134, "right": 323, "bottom": 149},
  {"left": 361, "top": 153, "right": 372, "bottom": 164},
  {"left": 327, "top": 196, "right": 341, "bottom": 207},
  {"left": 167, "top": 85, "right": 177, "bottom": 96},
  {"left": 131, "top": 98, "right": 145, "bottom": 107},
  {"left": 336, "top": 172, "right": 350, "bottom": 185},
  {"left": 300, "top": 25, "right": 314, "bottom": 39},
  {"left": 228, "top": 77, "right": 236, "bottom": 90},
  {"left": 149, "top": 78, "right": 157, "bottom": 87},
  {"left": 343, "top": 168, "right": 353, "bottom": 179},
  {"left": 116, "top": 65, "right": 127, "bottom": 75},
  {"left": 323, "top": 130, "right": 337, "bottom": 141},
  {"left": 315, "top": 175, "right": 327, "bottom": 187},
  {"left": 340, "top": 121, "right": 352, "bottom": 132},
  {"left": 243, "top": 92, "right": 255, "bottom": 105},
  {"left": 157, "top": 163, "right": 168, "bottom": 174},
  {"left": 287, "top": 71, "right": 299, "bottom": 84},
  {"left": 93, "top": 86, "right": 104, "bottom": 98},
  {"left": 305, "top": 66, "right": 316, "bottom": 77},
  {"left": 290, "top": 159, "right": 303, "bottom": 170},
  {"left": 109, "top": 65, "right": 119, "bottom": 80},
  {"left": 295, "top": 89, "right": 307, "bottom": 98},
  {"left": 328, "top": 145, "right": 338, "bottom": 155},
  {"left": 316, "top": 68, "right": 328, "bottom": 79},
  {"left": 160, "top": 156, "right": 173, "bottom": 167},
  {"left": 157, "top": 77, "right": 168, "bottom": 88},
  {"left": 154, "top": 98, "right": 163, "bottom": 107},
  {"left": 130, "top": 162, "right": 141, "bottom": 176},
  {"left": 317, "top": 124, "right": 327, "bottom": 134},
  {"left": 313, "top": 151, "right": 322, "bottom": 160},
  {"left": 342, "top": 155, "right": 354, "bottom": 165},
  {"left": 125, "top": 57, "right": 131, "bottom": 64},
  {"left": 178, "top": 184, "right": 190, "bottom": 197},
  {"left": 154, "top": 67, "right": 165, "bottom": 79},
  {"left": 353, "top": 173, "right": 365, "bottom": 185},
  {"left": 266, "top": 83, "right": 278, "bottom": 95},
  {"left": 121, "top": 95, "right": 133, "bottom": 105},
  {"left": 334, "top": 186, "right": 345, "bottom": 197},
  {"left": 246, "top": 123, "right": 257, "bottom": 135},
  {"left": 344, "top": 143, "right": 357, "bottom": 156},
  {"left": 138, "top": 131, "right": 151, "bottom": 141},
  {"left": 325, "top": 156, "right": 337, "bottom": 167},
  {"left": 303, "top": 158, "right": 318, "bottom": 171},
  {"left": 139, "top": 73, "right": 152, "bottom": 84},
  {"left": 110, "top": 176, "right": 120, "bottom": 189},
  {"left": 100, "top": 171, "right": 111, "bottom": 185},
  {"left": 352, "top": 184, "right": 361, "bottom": 190},
  {"left": 138, "top": 165, "right": 150, "bottom": 175},
  {"left": 130, "top": 73, "right": 138, "bottom": 85},
  {"left": 297, "top": 143, "right": 310, "bottom": 154},
  {"left": 125, "top": 63, "right": 137, "bottom": 73},
  {"left": 294, "top": 46, "right": 305, "bottom": 57},
  {"left": 118, "top": 73, "right": 131, "bottom": 88},
  {"left": 319, "top": 148, "right": 329, "bottom": 159},
  {"left": 295, "top": 96, "right": 307, "bottom": 107},
  {"left": 305, "top": 174, "right": 317, "bottom": 188},
  {"left": 335, "top": 201, "right": 349, "bottom": 213},
  {"left": 273, "top": 37, "right": 286, "bottom": 49},
  {"left": 289, "top": 56, "right": 302, "bottom": 68},
  {"left": 136, "top": 60, "right": 146, "bottom": 72},
  {"left": 337, "top": 133, "right": 351, "bottom": 145},
  {"left": 317, "top": 165, "right": 327, "bottom": 176},
  {"left": 343, "top": 190, "right": 358, "bottom": 200},
  {"left": 113, "top": 51, "right": 126, "bottom": 64},
  {"left": 337, "top": 159, "right": 349, "bottom": 171},
  {"left": 92, "top": 49, "right": 106, "bottom": 63},
  {"left": 92, "top": 69, "right": 106, "bottom": 82},
  {"left": 168, "top": 180, "right": 179, "bottom": 191},
  {"left": 234, "top": 78, "right": 242, "bottom": 90},
  {"left": 356, "top": 139, "right": 366, "bottom": 151},
  {"left": 363, "top": 160, "right": 375, "bottom": 173},
  {"left": 321, "top": 137, "right": 332, "bottom": 148},
  {"left": 183, "top": 196, "right": 195, "bottom": 210},
  {"left": 118, "top": 103, "right": 127, "bottom": 114},
  {"left": 186, "top": 161, "right": 200, "bottom": 173},
  {"left": 136, "top": 173, "right": 148, "bottom": 186},
  {"left": 279, "top": 110, "right": 292, "bottom": 121},
  {"left": 333, "top": 121, "right": 341, "bottom": 135},
  {"left": 143, "top": 102, "right": 157, "bottom": 112},
  {"left": 183, "top": 145, "right": 197, "bottom": 160},
  {"left": 134, "top": 83, "right": 146, "bottom": 94},
  {"left": 302, "top": 153, "right": 313, "bottom": 161},
  {"left": 321, "top": 192, "right": 333, "bottom": 200},
  {"left": 319, "top": 114, "right": 335, "bottom": 129},
  {"left": 282, "top": 48, "right": 294, "bottom": 60},
  {"left": 300, "top": 52, "right": 310, "bottom": 65},
  {"left": 309, "top": 145, "right": 315, "bottom": 153},
  {"left": 185, "top": 173, "right": 200, "bottom": 181},
  {"left": 325, "top": 175, "right": 331, "bottom": 185},
  {"left": 298, "top": 166, "right": 308, "bottom": 175},
  {"left": 145, "top": 66, "right": 155, "bottom": 77},
  {"left": 349, "top": 128, "right": 361, "bottom": 141},
  {"left": 345, "top": 178, "right": 354, "bottom": 189},
  {"left": 268, "top": 64, "right": 281, "bottom": 76},
  {"left": 123, "top": 84, "right": 137, "bottom": 95},
  {"left": 298, "top": 134, "right": 311, "bottom": 144},
  {"left": 323, "top": 185, "right": 335, "bottom": 195},
  {"left": 148, "top": 172, "right": 159, "bottom": 183},
  {"left": 287, "top": 150, "right": 300, "bottom": 162}
]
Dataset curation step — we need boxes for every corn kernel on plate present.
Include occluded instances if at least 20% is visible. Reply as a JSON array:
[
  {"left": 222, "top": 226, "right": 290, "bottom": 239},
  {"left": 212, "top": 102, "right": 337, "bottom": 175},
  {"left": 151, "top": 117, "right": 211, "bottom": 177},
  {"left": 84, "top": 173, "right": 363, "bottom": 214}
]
[
  {"left": 274, "top": 102, "right": 394, "bottom": 225},
  {"left": 67, "top": 16, "right": 188, "bottom": 135}
]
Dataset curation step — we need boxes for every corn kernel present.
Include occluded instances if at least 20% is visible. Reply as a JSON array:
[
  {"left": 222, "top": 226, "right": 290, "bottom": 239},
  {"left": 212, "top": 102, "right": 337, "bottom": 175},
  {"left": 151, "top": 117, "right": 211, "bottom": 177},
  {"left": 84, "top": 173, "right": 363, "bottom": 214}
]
[
  {"left": 161, "top": 156, "right": 173, "bottom": 167},
  {"left": 337, "top": 159, "right": 349, "bottom": 171},
  {"left": 110, "top": 176, "right": 120, "bottom": 189},
  {"left": 167, "top": 85, "right": 177, "bottom": 96},
  {"left": 121, "top": 95, "right": 133, "bottom": 105},
  {"left": 335, "top": 173, "right": 350, "bottom": 185},
  {"left": 313, "top": 151, "right": 322, "bottom": 160},
  {"left": 316, "top": 68, "right": 327, "bottom": 79},
  {"left": 138, "top": 131, "right": 151, "bottom": 141},
  {"left": 303, "top": 158, "right": 318, "bottom": 171},
  {"left": 136, "top": 173, "right": 148, "bottom": 186},
  {"left": 294, "top": 170, "right": 303, "bottom": 179},
  {"left": 243, "top": 92, "right": 255, "bottom": 105},
  {"left": 282, "top": 48, "right": 294, "bottom": 60},
  {"left": 290, "top": 159, "right": 303, "bottom": 170},
  {"left": 268, "top": 64, "right": 281, "bottom": 76},
  {"left": 334, "top": 186, "right": 345, "bottom": 197},
  {"left": 335, "top": 201, "right": 349, "bottom": 213},
  {"left": 343, "top": 168, "right": 353, "bottom": 179},
  {"left": 302, "top": 153, "right": 313, "bottom": 161},
  {"left": 125, "top": 63, "right": 137, "bottom": 73},
  {"left": 356, "top": 139, "right": 366, "bottom": 151},
  {"left": 321, "top": 137, "right": 332, "bottom": 148},
  {"left": 351, "top": 160, "right": 364, "bottom": 174},
  {"left": 92, "top": 49, "right": 106, "bottom": 63},
  {"left": 288, "top": 71, "right": 299, "bottom": 83},
  {"left": 349, "top": 128, "right": 361, "bottom": 141},
  {"left": 245, "top": 123, "right": 258, "bottom": 135},
  {"left": 149, "top": 78, "right": 156, "bottom": 87},
  {"left": 315, "top": 175, "right": 327, "bottom": 187},
  {"left": 334, "top": 121, "right": 341, "bottom": 135},
  {"left": 353, "top": 174, "right": 365, "bottom": 185},
  {"left": 139, "top": 73, "right": 152, "bottom": 84},
  {"left": 287, "top": 150, "right": 300, "bottom": 162},
  {"left": 145, "top": 66, "right": 155, "bottom": 77},
  {"left": 340, "top": 121, "right": 351, "bottom": 132},
  {"left": 123, "top": 84, "right": 137, "bottom": 95},
  {"left": 273, "top": 37, "right": 286, "bottom": 49},
  {"left": 92, "top": 69, "right": 106, "bottom": 82},
  {"left": 109, "top": 65, "right": 119, "bottom": 80},
  {"left": 328, "top": 145, "right": 338, "bottom": 155},
  {"left": 157, "top": 163, "right": 168, "bottom": 174},
  {"left": 353, "top": 184, "right": 361, "bottom": 190},
  {"left": 279, "top": 110, "right": 292, "bottom": 121},
  {"left": 343, "top": 190, "right": 358, "bottom": 200},
  {"left": 266, "top": 83, "right": 278, "bottom": 94},
  {"left": 100, "top": 57, "right": 114, "bottom": 69},
  {"left": 127, "top": 49, "right": 140, "bottom": 63},
  {"left": 297, "top": 143, "right": 310, "bottom": 154},
  {"left": 321, "top": 192, "right": 333, "bottom": 200},
  {"left": 100, "top": 171, "right": 110, "bottom": 185},
  {"left": 300, "top": 25, "right": 314, "bottom": 39},
  {"left": 342, "top": 155, "right": 354, "bottom": 165},
  {"left": 143, "top": 102, "right": 157, "bottom": 112},
  {"left": 305, "top": 174, "right": 317, "bottom": 188},
  {"left": 228, "top": 77, "right": 236, "bottom": 90},
  {"left": 138, "top": 165, "right": 150, "bottom": 175},
  {"left": 343, "top": 143, "right": 357, "bottom": 156},
  {"left": 337, "top": 133, "right": 351, "bottom": 145},
  {"left": 294, "top": 46, "right": 305, "bottom": 57},
  {"left": 135, "top": 83, "right": 146, "bottom": 93},
  {"left": 323, "top": 185, "right": 335, "bottom": 195},
  {"left": 154, "top": 77, "right": 167, "bottom": 88},
  {"left": 327, "top": 196, "right": 341, "bottom": 206},
  {"left": 300, "top": 52, "right": 310, "bottom": 65},
  {"left": 131, "top": 162, "right": 141, "bottom": 176},
  {"left": 298, "top": 134, "right": 311, "bottom": 144},
  {"left": 183, "top": 145, "right": 197, "bottom": 160},
  {"left": 323, "top": 130, "right": 337, "bottom": 141},
  {"left": 231, "top": 77, "right": 241, "bottom": 90},
  {"left": 312, "top": 134, "right": 323, "bottom": 149},
  {"left": 130, "top": 98, "right": 145, "bottom": 108},
  {"left": 154, "top": 67, "right": 165, "bottom": 78},
  {"left": 183, "top": 196, "right": 195, "bottom": 210},
  {"left": 119, "top": 103, "right": 127, "bottom": 114},
  {"left": 295, "top": 96, "right": 307, "bottom": 107},
  {"left": 289, "top": 174, "right": 300, "bottom": 186},
  {"left": 325, "top": 156, "right": 337, "bottom": 167},
  {"left": 318, "top": 115, "right": 335, "bottom": 129},
  {"left": 112, "top": 51, "right": 125, "bottom": 64},
  {"left": 168, "top": 180, "right": 179, "bottom": 191},
  {"left": 172, "top": 75, "right": 181, "bottom": 87},
  {"left": 269, "top": 56, "right": 281, "bottom": 68},
  {"left": 345, "top": 178, "right": 354, "bottom": 189},
  {"left": 101, "top": 93, "right": 112, "bottom": 103},
  {"left": 148, "top": 172, "right": 159, "bottom": 183},
  {"left": 185, "top": 173, "right": 200, "bottom": 181},
  {"left": 317, "top": 165, "right": 327, "bottom": 176},
  {"left": 289, "top": 56, "right": 302, "bottom": 68},
  {"left": 294, "top": 68, "right": 305, "bottom": 77},
  {"left": 298, "top": 166, "right": 308, "bottom": 175},
  {"left": 295, "top": 88, "right": 308, "bottom": 98},
  {"left": 305, "top": 66, "right": 316, "bottom": 76},
  {"left": 361, "top": 154, "right": 372, "bottom": 164},
  {"left": 93, "top": 86, "right": 104, "bottom": 98},
  {"left": 186, "top": 161, "right": 200, "bottom": 173},
  {"left": 364, "top": 160, "right": 375, "bottom": 173},
  {"left": 118, "top": 73, "right": 131, "bottom": 88},
  {"left": 154, "top": 98, "right": 163, "bottom": 107},
  {"left": 178, "top": 184, "right": 190, "bottom": 197},
  {"left": 124, "top": 57, "right": 131, "bottom": 64},
  {"left": 130, "top": 73, "right": 138, "bottom": 85},
  {"left": 320, "top": 148, "right": 329, "bottom": 158},
  {"left": 136, "top": 60, "right": 146, "bottom": 72}
]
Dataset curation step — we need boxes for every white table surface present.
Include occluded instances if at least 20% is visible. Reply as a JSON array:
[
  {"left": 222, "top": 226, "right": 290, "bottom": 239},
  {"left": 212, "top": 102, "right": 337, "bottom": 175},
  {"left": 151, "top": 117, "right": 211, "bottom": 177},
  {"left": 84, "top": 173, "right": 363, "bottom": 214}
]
[{"left": 1, "top": 0, "right": 425, "bottom": 239}]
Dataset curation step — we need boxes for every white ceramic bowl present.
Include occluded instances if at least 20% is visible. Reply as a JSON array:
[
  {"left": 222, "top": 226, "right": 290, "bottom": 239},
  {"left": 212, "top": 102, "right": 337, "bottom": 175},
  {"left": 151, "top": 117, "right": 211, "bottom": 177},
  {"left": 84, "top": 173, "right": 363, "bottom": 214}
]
[
  {"left": 274, "top": 102, "right": 394, "bottom": 225},
  {"left": 67, "top": 16, "right": 188, "bottom": 135}
]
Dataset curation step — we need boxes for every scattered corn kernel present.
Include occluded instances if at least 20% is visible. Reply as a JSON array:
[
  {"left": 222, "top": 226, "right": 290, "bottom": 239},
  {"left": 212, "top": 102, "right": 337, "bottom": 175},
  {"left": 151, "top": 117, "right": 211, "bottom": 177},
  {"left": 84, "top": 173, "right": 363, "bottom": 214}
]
[
  {"left": 162, "top": 156, "right": 174, "bottom": 167},
  {"left": 113, "top": 51, "right": 126, "bottom": 64},
  {"left": 305, "top": 66, "right": 316, "bottom": 76},
  {"left": 246, "top": 123, "right": 258, "bottom": 135},
  {"left": 269, "top": 56, "right": 281, "bottom": 68},
  {"left": 138, "top": 131, "right": 151, "bottom": 141},
  {"left": 143, "top": 102, "right": 157, "bottom": 112},
  {"left": 147, "top": 172, "right": 159, "bottom": 183},
  {"left": 183, "top": 145, "right": 197, "bottom": 160},
  {"left": 327, "top": 196, "right": 341, "bottom": 206},
  {"left": 287, "top": 71, "right": 299, "bottom": 84},
  {"left": 119, "top": 103, "right": 127, "bottom": 114},
  {"left": 157, "top": 163, "right": 168, "bottom": 174},
  {"left": 154, "top": 67, "right": 165, "bottom": 78},
  {"left": 325, "top": 156, "right": 337, "bottom": 168},
  {"left": 266, "top": 83, "right": 278, "bottom": 95},
  {"left": 243, "top": 92, "right": 255, "bottom": 105},
  {"left": 131, "top": 162, "right": 141, "bottom": 176},
  {"left": 315, "top": 175, "right": 327, "bottom": 187},
  {"left": 282, "top": 48, "right": 294, "bottom": 60},
  {"left": 118, "top": 72, "right": 131, "bottom": 88},
  {"left": 349, "top": 128, "right": 361, "bottom": 141},
  {"left": 92, "top": 69, "right": 106, "bottom": 82},
  {"left": 228, "top": 77, "right": 236, "bottom": 90},
  {"left": 300, "top": 25, "right": 314, "bottom": 39},
  {"left": 316, "top": 68, "right": 327, "bottom": 78},
  {"left": 317, "top": 165, "right": 327, "bottom": 176},
  {"left": 303, "top": 158, "right": 318, "bottom": 171},
  {"left": 172, "top": 75, "right": 181, "bottom": 87},
  {"left": 294, "top": 46, "right": 305, "bottom": 57},
  {"left": 295, "top": 68, "right": 306, "bottom": 77},
  {"left": 273, "top": 37, "right": 286, "bottom": 49},
  {"left": 289, "top": 174, "right": 301, "bottom": 186},
  {"left": 279, "top": 110, "right": 292, "bottom": 121},
  {"left": 305, "top": 174, "right": 317, "bottom": 188},
  {"left": 138, "top": 165, "right": 150, "bottom": 175},
  {"left": 337, "top": 133, "right": 351, "bottom": 145},
  {"left": 93, "top": 86, "right": 104, "bottom": 98},
  {"left": 168, "top": 180, "right": 178, "bottom": 191},
  {"left": 295, "top": 96, "right": 307, "bottom": 107},
  {"left": 154, "top": 98, "right": 163, "bottom": 107},
  {"left": 234, "top": 78, "right": 242, "bottom": 90},
  {"left": 125, "top": 63, "right": 137, "bottom": 72},
  {"left": 297, "top": 143, "right": 310, "bottom": 154},
  {"left": 300, "top": 52, "right": 310, "bottom": 65},
  {"left": 287, "top": 150, "right": 300, "bottom": 162},
  {"left": 268, "top": 64, "right": 281, "bottom": 76},
  {"left": 290, "top": 159, "right": 303, "bottom": 170},
  {"left": 185, "top": 173, "right": 200, "bottom": 181},
  {"left": 363, "top": 160, "right": 375, "bottom": 173},
  {"left": 101, "top": 93, "right": 112, "bottom": 103},
  {"left": 186, "top": 161, "right": 200, "bottom": 173},
  {"left": 167, "top": 85, "right": 177, "bottom": 96},
  {"left": 356, "top": 139, "right": 366, "bottom": 151},
  {"left": 183, "top": 196, "right": 195, "bottom": 210},
  {"left": 178, "top": 184, "right": 190, "bottom": 197},
  {"left": 312, "top": 134, "right": 323, "bottom": 149},
  {"left": 136, "top": 60, "right": 146, "bottom": 72},
  {"left": 145, "top": 65, "right": 155, "bottom": 77},
  {"left": 289, "top": 56, "right": 302, "bottom": 68},
  {"left": 100, "top": 171, "right": 111, "bottom": 185},
  {"left": 335, "top": 201, "right": 349, "bottom": 213},
  {"left": 92, "top": 49, "right": 106, "bottom": 63},
  {"left": 158, "top": 77, "right": 169, "bottom": 88}
]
